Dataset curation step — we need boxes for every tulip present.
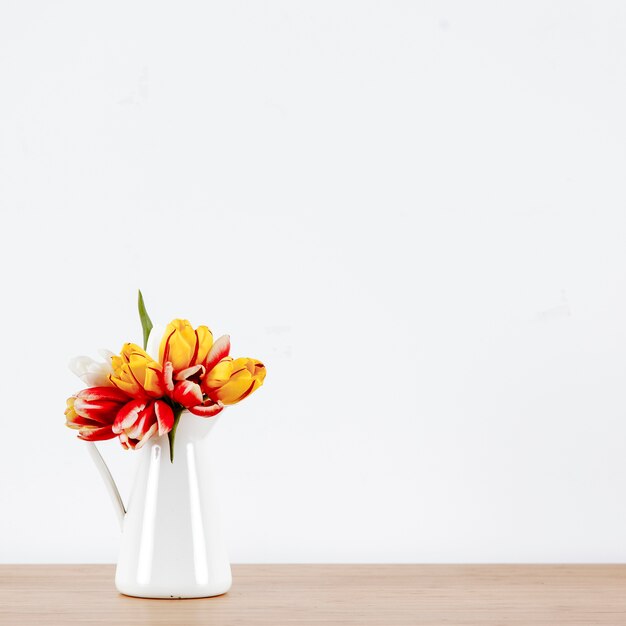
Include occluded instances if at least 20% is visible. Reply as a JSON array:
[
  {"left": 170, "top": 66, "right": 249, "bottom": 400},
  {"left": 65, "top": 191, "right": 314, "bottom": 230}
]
[
  {"left": 112, "top": 399, "right": 174, "bottom": 450},
  {"left": 68, "top": 349, "right": 115, "bottom": 387},
  {"left": 159, "top": 363, "right": 221, "bottom": 416},
  {"left": 159, "top": 319, "right": 214, "bottom": 373},
  {"left": 65, "top": 386, "right": 130, "bottom": 441},
  {"left": 159, "top": 320, "right": 231, "bottom": 416},
  {"left": 203, "top": 357, "right": 266, "bottom": 405},
  {"left": 109, "top": 343, "right": 164, "bottom": 398}
]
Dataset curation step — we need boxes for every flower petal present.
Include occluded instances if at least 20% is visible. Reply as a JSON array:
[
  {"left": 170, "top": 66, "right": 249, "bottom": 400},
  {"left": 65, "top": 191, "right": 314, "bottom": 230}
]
[
  {"left": 126, "top": 407, "right": 152, "bottom": 440},
  {"left": 194, "top": 326, "right": 214, "bottom": 365},
  {"left": 118, "top": 432, "right": 132, "bottom": 449},
  {"left": 154, "top": 400, "right": 174, "bottom": 435},
  {"left": 73, "top": 399, "right": 127, "bottom": 424},
  {"left": 113, "top": 399, "right": 147, "bottom": 434},
  {"left": 108, "top": 373, "right": 141, "bottom": 397},
  {"left": 163, "top": 361, "right": 175, "bottom": 392},
  {"left": 188, "top": 401, "right": 224, "bottom": 418},
  {"left": 204, "top": 335, "right": 230, "bottom": 373},
  {"left": 142, "top": 364, "right": 164, "bottom": 397},
  {"left": 76, "top": 386, "right": 129, "bottom": 403},
  {"left": 77, "top": 426, "right": 117, "bottom": 441},
  {"left": 159, "top": 320, "right": 196, "bottom": 372},
  {"left": 172, "top": 380, "right": 204, "bottom": 407},
  {"left": 69, "top": 354, "right": 115, "bottom": 387},
  {"left": 134, "top": 423, "right": 158, "bottom": 449},
  {"left": 175, "top": 364, "right": 205, "bottom": 381}
]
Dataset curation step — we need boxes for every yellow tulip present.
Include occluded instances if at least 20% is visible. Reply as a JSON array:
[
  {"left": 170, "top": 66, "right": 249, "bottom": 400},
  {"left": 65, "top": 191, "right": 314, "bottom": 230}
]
[
  {"left": 203, "top": 357, "right": 266, "bottom": 405},
  {"left": 109, "top": 343, "right": 164, "bottom": 398},
  {"left": 159, "top": 319, "right": 213, "bottom": 373}
]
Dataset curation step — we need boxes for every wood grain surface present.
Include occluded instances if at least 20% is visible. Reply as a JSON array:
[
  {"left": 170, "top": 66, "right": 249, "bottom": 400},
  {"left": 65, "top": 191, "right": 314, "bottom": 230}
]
[{"left": 1, "top": 564, "right": 625, "bottom": 625}]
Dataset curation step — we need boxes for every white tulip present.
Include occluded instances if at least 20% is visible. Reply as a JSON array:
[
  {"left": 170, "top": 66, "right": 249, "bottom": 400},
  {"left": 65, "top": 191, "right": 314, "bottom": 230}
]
[{"left": 68, "top": 349, "right": 115, "bottom": 387}]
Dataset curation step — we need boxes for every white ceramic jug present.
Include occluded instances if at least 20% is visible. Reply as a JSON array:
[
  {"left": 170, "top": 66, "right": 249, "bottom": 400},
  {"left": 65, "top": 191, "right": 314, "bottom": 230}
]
[{"left": 87, "top": 411, "right": 232, "bottom": 598}]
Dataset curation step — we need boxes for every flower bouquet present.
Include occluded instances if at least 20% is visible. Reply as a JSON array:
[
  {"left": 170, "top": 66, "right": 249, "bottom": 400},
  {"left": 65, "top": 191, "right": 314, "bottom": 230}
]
[
  {"left": 66, "top": 291, "right": 265, "bottom": 461},
  {"left": 64, "top": 292, "right": 266, "bottom": 598}
]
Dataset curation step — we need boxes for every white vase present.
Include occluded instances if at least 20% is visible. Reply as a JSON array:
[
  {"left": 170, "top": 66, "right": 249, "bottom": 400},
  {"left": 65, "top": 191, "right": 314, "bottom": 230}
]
[{"left": 87, "top": 411, "right": 232, "bottom": 599}]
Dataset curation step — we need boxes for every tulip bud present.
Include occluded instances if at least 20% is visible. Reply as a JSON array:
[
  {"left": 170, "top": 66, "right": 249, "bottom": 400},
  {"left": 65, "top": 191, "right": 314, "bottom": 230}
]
[{"left": 203, "top": 357, "right": 266, "bottom": 405}]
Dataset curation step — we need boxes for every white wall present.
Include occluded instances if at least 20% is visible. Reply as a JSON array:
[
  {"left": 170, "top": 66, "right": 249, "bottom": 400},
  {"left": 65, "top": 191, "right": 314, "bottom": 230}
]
[{"left": 1, "top": 0, "right": 626, "bottom": 563}]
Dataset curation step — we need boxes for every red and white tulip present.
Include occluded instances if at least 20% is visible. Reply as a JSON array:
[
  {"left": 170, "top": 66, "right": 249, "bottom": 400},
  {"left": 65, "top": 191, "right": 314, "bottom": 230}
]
[
  {"left": 65, "top": 386, "right": 131, "bottom": 441},
  {"left": 159, "top": 320, "right": 230, "bottom": 417},
  {"left": 112, "top": 399, "right": 175, "bottom": 450}
]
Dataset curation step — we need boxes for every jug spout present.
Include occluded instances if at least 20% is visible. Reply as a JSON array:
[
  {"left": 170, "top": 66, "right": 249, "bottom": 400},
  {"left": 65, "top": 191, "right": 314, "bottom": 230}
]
[{"left": 86, "top": 442, "right": 126, "bottom": 530}]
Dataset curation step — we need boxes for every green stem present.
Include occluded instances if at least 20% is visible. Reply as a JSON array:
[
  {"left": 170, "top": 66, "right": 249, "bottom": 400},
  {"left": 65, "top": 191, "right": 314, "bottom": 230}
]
[{"left": 168, "top": 407, "right": 184, "bottom": 463}]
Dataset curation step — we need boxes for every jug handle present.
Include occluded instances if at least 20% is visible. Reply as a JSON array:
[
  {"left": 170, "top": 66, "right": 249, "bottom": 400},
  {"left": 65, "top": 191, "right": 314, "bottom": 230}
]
[{"left": 86, "top": 442, "right": 126, "bottom": 530}]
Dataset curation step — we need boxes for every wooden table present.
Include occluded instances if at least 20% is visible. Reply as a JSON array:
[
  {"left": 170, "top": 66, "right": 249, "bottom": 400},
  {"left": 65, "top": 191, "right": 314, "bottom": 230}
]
[{"left": 1, "top": 564, "right": 625, "bottom": 625}]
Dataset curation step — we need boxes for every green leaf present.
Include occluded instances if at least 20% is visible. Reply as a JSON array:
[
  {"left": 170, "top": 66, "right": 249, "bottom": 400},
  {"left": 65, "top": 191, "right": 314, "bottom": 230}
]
[
  {"left": 137, "top": 289, "right": 153, "bottom": 351},
  {"left": 168, "top": 407, "right": 184, "bottom": 463}
]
